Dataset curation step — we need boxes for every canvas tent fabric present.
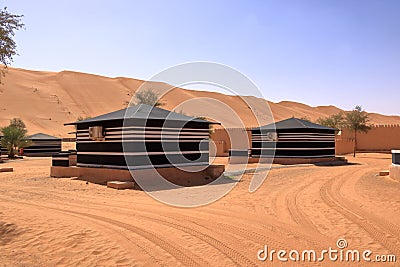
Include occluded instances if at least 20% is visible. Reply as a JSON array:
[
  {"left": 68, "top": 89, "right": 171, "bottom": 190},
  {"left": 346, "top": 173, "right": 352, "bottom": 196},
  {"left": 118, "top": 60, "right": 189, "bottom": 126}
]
[
  {"left": 24, "top": 133, "right": 62, "bottom": 156},
  {"left": 251, "top": 118, "right": 336, "bottom": 158},
  {"left": 0, "top": 133, "right": 4, "bottom": 156},
  {"left": 65, "top": 104, "right": 216, "bottom": 170}
]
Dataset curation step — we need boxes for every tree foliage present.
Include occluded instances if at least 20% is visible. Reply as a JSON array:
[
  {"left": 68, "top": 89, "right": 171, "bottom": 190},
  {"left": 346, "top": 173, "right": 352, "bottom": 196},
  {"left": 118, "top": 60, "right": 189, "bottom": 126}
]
[
  {"left": 316, "top": 112, "right": 345, "bottom": 130},
  {"left": 0, "top": 118, "right": 30, "bottom": 157},
  {"left": 316, "top": 106, "right": 371, "bottom": 157},
  {"left": 9, "top": 117, "right": 26, "bottom": 129},
  {"left": 133, "top": 89, "right": 163, "bottom": 107},
  {"left": 344, "top": 105, "right": 371, "bottom": 133},
  {"left": 0, "top": 7, "right": 24, "bottom": 81},
  {"left": 345, "top": 105, "right": 371, "bottom": 157},
  {"left": 76, "top": 115, "right": 92, "bottom": 122}
]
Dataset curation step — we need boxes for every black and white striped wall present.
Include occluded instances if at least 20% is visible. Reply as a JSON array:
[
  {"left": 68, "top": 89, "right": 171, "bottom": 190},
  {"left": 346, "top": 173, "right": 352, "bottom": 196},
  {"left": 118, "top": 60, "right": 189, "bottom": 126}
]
[
  {"left": 24, "top": 133, "right": 62, "bottom": 156},
  {"left": 252, "top": 128, "right": 336, "bottom": 158},
  {"left": 75, "top": 120, "right": 210, "bottom": 170}
]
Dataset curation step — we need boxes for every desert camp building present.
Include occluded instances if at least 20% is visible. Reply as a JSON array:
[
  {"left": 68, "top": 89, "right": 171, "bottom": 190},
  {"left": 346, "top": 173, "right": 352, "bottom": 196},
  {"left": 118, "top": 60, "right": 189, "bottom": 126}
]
[
  {"left": 23, "top": 133, "right": 62, "bottom": 156},
  {"left": 0, "top": 133, "right": 5, "bottom": 156},
  {"left": 64, "top": 104, "right": 217, "bottom": 170},
  {"left": 251, "top": 118, "right": 336, "bottom": 161},
  {"left": 0, "top": 134, "right": 3, "bottom": 158}
]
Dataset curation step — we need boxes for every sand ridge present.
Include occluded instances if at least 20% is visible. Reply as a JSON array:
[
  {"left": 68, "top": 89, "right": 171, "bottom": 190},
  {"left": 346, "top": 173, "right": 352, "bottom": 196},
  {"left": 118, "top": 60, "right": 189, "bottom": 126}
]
[{"left": 1, "top": 67, "right": 399, "bottom": 137}]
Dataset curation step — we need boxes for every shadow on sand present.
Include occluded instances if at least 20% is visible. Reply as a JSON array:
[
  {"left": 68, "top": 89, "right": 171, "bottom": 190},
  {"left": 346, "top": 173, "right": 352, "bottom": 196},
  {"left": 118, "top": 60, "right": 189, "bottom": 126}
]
[
  {"left": 131, "top": 174, "right": 238, "bottom": 192},
  {"left": 314, "top": 161, "right": 362, "bottom": 167}
]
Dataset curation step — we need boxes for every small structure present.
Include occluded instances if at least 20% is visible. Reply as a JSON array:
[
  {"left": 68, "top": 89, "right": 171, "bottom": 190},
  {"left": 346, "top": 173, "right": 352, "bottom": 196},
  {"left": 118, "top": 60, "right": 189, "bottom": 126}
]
[
  {"left": 51, "top": 104, "right": 225, "bottom": 186},
  {"left": 24, "top": 133, "right": 62, "bottom": 156},
  {"left": 0, "top": 133, "right": 7, "bottom": 156},
  {"left": 251, "top": 118, "right": 337, "bottom": 164},
  {"left": 390, "top": 150, "right": 400, "bottom": 181}
]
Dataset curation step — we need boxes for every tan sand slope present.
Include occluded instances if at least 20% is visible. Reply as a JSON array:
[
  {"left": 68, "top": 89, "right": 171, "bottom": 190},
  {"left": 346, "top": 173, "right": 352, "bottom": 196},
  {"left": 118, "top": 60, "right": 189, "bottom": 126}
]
[
  {"left": 0, "top": 67, "right": 399, "bottom": 137},
  {"left": 0, "top": 154, "right": 399, "bottom": 266}
]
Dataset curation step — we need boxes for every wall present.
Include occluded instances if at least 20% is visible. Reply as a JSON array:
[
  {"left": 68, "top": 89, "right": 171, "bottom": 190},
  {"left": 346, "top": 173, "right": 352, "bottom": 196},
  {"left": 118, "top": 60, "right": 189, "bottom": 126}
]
[
  {"left": 210, "top": 127, "right": 251, "bottom": 156},
  {"left": 357, "top": 125, "right": 400, "bottom": 151},
  {"left": 335, "top": 125, "right": 400, "bottom": 155},
  {"left": 335, "top": 137, "right": 354, "bottom": 155},
  {"left": 210, "top": 128, "right": 230, "bottom": 156}
]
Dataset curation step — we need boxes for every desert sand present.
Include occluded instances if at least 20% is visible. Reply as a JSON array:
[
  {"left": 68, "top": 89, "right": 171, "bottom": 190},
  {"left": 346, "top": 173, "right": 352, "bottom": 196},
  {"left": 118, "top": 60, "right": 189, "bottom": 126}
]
[
  {"left": 1, "top": 67, "right": 400, "bottom": 137},
  {"left": 0, "top": 153, "right": 399, "bottom": 266}
]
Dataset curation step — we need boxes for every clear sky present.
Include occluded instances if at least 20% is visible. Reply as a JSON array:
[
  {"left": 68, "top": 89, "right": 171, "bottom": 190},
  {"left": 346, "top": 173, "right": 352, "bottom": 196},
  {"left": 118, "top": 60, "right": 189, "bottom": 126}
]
[{"left": 3, "top": 0, "right": 400, "bottom": 115}]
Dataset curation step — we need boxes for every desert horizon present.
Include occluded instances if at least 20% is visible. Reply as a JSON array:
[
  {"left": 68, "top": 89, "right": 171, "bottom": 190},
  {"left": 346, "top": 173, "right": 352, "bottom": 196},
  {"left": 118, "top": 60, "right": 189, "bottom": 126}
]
[{"left": 1, "top": 67, "right": 400, "bottom": 138}]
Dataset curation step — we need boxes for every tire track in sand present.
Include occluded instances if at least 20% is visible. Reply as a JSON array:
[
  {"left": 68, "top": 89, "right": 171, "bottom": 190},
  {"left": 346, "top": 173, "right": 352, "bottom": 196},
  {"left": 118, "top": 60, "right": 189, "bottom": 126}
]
[
  {"left": 285, "top": 180, "right": 320, "bottom": 233},
  {"left": 0, "top": 197, "right": 208, "bottom": 267},
  {"left": 0, "top": 197, "right": 163, "bottom": 266},
  {"left": 0, "top": 185, "right": 322, "bottom": 262},
  {"left": 320, "top": 171, "right": 400, "bottom": 256}
]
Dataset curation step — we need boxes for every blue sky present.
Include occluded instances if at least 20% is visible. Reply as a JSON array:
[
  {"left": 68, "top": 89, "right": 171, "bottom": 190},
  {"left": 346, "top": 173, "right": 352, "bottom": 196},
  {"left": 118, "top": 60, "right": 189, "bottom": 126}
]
[{"left": 3, "top": 0, "right": 400, "bottom": 115}]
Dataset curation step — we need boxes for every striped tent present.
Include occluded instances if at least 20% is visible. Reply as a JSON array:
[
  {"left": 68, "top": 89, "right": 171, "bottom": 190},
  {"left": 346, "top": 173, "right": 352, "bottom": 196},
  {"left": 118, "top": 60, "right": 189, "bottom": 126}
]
[
  {"left": 65, "top": 104, "right": 217, "bottom": 170},
  {"left": 251, "top": 118, "right": 336, "bottom": 158},
  {"left": 0, "top": 133, "right": 4, "bottom": 156},
  {"left": 24, "top": 133, "right": 62, "bottom": 156}
]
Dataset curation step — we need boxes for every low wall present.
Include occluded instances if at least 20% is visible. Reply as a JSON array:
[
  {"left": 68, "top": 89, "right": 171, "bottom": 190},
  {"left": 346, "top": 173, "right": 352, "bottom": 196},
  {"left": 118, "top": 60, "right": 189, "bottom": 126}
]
[
  {"left": 357, "top": 125, "right": 400, "bottom": 151},
  {"left": 335, "top": 125, "right": 400, "bottom": 155},
  {"left": 51, "top": 165, "right": 225, "bottom": 187},
  {"left": 212, "top": 140, "right": 227, "bottom": 157},
  {"left": 335, "top": 138, "right": 354, "bottom": 155}
]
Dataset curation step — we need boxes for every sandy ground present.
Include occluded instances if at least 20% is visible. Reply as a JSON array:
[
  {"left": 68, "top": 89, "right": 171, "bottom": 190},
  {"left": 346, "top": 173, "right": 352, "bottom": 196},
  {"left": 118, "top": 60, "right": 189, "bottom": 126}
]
[{"left": 0, "top": 153, "right": 399, "bottom": 266}]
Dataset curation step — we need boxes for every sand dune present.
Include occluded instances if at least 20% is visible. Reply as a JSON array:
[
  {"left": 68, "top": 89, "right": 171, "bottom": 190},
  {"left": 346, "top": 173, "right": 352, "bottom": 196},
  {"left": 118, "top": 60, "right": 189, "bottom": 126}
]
[
  {"left": 0, "top": 67, "right": 399, "bottom": 137},
  {"left": 0, "top": 154, "right": 399, "bottom": 266}
]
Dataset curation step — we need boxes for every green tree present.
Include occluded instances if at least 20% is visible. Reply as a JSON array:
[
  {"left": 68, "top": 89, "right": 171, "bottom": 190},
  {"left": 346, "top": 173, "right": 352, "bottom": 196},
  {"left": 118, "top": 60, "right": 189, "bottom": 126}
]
[
  {"left": 0, "top": 118, "right": 30, "bottom": 158},
  {"left": 133, "top": 88, "right": 163, "bottom": 107},
  {"left": 9, "top": 117, "right": 26, "bottom": 129},
  {"left": 344, "top": 106, "right": 371, "bottom": 157},
  {"left": 316, "top": 112, "right": 345, "bottom": 130},
  {"left": 0, "top": 7, "right": 24, "bottom": 82}
]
